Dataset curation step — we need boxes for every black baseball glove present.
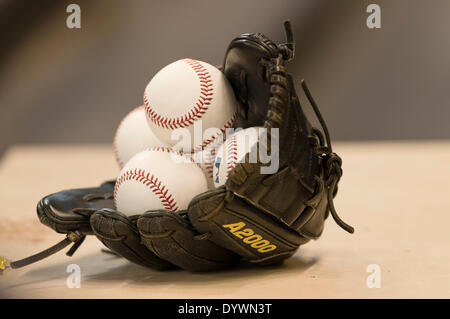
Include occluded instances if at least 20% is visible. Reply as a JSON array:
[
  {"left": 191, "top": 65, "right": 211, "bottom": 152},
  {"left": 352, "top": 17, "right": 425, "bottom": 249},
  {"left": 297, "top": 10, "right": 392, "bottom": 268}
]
[{"left": 2, "top": 21, "right": 353, "bottom": 272}]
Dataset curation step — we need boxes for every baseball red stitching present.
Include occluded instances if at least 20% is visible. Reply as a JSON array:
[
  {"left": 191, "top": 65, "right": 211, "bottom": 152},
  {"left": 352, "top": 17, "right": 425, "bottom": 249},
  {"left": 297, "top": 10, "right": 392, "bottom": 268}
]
[
  {"left": 205, "top": 147, "right": 216, "bottom": 178},
  {"left": 193, "top": 111, "right": 237, "bottom": 153},
  {"left": 148, "top": 146, "right": 181, "bottom": 155},
  {"left": 226, "top": 134, "right": 238, "bottom": 177},
  {"left": 114, "top": 168, "right": 179, "bottom": 212},
  {"left": 144, "top": 58, "right": 213, "bottom": 130},
  {"left": 113, "top": 105, "right": 145, "bottom": 168},
  {"left": 150, "top": 146, "right": 203, "bottom": 170}
]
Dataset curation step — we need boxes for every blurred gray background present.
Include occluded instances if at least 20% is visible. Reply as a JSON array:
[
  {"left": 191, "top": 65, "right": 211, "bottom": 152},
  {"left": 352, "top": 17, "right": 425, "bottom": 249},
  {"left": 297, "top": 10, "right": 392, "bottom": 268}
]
[{"left": 1, "top": 0, "right": 449, "bottom": 156}]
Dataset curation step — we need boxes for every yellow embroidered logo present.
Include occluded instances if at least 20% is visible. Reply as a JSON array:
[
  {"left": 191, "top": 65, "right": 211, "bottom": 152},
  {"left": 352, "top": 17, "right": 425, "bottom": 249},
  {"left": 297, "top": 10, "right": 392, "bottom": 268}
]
[{"left": 222, "top": 222, "right": 277, "bottom": 253}]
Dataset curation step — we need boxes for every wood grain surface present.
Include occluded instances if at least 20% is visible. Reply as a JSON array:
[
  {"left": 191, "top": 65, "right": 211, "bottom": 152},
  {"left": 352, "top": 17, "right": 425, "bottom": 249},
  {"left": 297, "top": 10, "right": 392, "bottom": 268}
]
[{"left": 0, "top": 142, "right": 449, "bottom": 298}]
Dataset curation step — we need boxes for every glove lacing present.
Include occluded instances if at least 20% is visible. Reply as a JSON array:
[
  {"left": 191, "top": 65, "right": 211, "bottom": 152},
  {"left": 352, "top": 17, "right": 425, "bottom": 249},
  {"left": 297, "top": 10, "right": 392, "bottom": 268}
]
[
  {"left": 302, "top": 80, "right": 354, "bottom": 234},
  {"left": 263, "top": 20, "right": 353, "bottom": 234}
]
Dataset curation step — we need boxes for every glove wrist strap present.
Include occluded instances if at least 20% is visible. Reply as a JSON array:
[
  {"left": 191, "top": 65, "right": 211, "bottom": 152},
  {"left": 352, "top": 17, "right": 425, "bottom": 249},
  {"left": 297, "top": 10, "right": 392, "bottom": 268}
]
[{"left": 1, "top": 231, "right": 85, "bottom": 271}]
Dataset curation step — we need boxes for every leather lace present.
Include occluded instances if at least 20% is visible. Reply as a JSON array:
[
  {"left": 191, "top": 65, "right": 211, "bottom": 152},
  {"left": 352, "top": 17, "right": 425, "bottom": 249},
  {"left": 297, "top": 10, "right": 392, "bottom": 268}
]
[
  {"left": 0, "top": 231, "right": 85, "bottom": 271},
  {"left": 279, "top": 20, "right": 353, "bottom": 234},
  {"left": 0, "top": 205, "right": 96, "bottom": 271},
  {"left": 301, "top": 80, "right": 354, "bottom": 234}
]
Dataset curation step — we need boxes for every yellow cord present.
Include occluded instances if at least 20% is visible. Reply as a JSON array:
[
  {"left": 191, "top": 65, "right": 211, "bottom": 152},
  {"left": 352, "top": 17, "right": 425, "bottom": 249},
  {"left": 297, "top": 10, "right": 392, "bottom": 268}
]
[{"left": 0, "top": 256, "right": 11, "bottom": 271}]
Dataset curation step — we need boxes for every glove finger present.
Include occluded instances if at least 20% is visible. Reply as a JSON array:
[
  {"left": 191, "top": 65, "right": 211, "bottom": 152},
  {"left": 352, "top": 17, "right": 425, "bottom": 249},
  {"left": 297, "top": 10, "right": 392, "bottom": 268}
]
[
  {"left": 188, "top": 188, "right": 309, "bottom": 266},
  {"left": 37, "top": 181, "right": 116, "bottom": 235},
  {"left": 90, "top": 209, "right": 175, "bottom": 270},
  {"left": 137, "top": 210, "right": 239, "bottom": 272}
]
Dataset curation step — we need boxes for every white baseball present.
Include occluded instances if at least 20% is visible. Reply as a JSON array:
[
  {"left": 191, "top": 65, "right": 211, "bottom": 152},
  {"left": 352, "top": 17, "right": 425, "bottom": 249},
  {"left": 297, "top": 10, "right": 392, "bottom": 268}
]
[
  {"left": 189, "top": 137, "right": 224, "bottom": 190},
  {"left": 143, "top": 58, "right": 237, "bottom": 152},
  {"left": 113, "top": 106, "right": 167, "bottom": 168},
  {"left": 114, "top": 147, "right": 208, "bottom": 216},
  {"left": 213, "top": 127, "right": 262, "bottom": 188}
]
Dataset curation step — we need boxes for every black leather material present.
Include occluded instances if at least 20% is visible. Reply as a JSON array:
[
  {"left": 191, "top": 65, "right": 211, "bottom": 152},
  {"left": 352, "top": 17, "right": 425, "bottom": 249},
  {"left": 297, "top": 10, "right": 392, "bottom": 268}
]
[
  {"left": 223, "top": 32, "right": 278, "bottom": 129},
  {"left": 37, "top": 181, "right": 115, "bottom": 235},
  {"left": 224, "top": 75, "right": 322, "bottom": 234},
  {"left": 137, "top": 210, "right": 238, "bottom": 272},
  {"left": 188, "top": 187, "right": 309, "bottom": 264},
  {"left": 90, "top": 209, "right": 174, "bottom": 270}
]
